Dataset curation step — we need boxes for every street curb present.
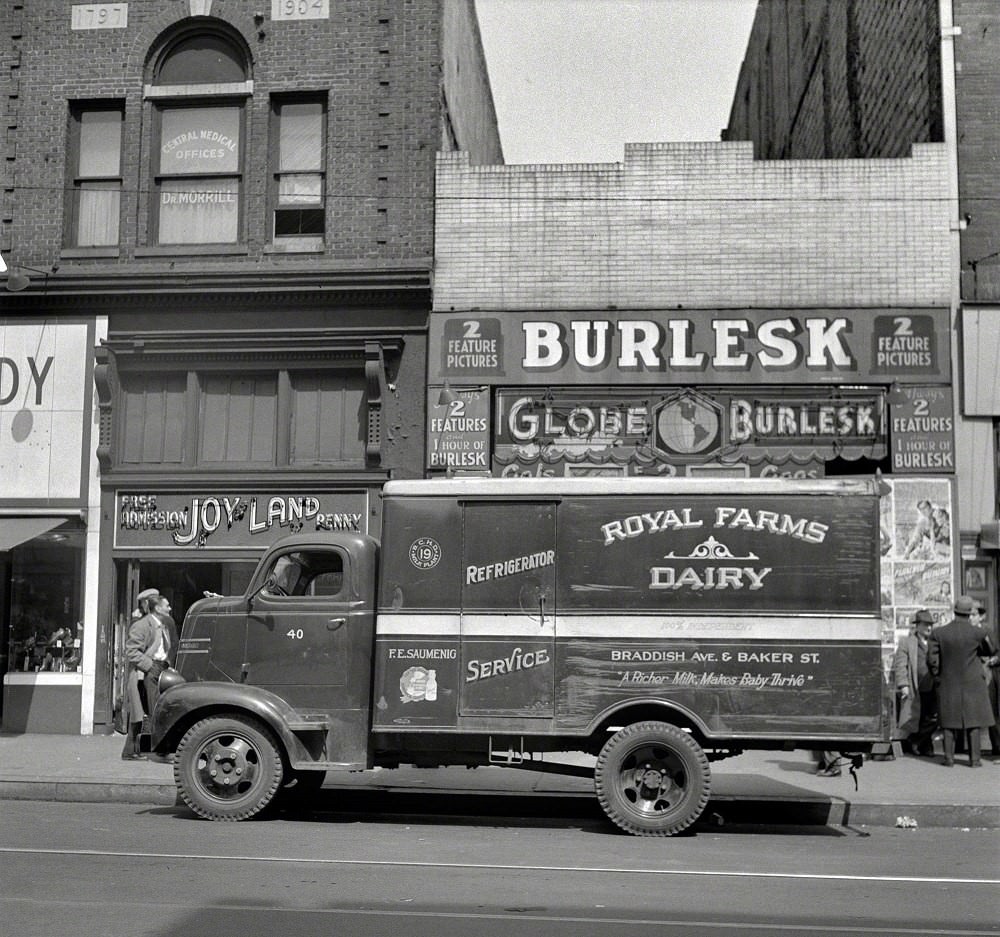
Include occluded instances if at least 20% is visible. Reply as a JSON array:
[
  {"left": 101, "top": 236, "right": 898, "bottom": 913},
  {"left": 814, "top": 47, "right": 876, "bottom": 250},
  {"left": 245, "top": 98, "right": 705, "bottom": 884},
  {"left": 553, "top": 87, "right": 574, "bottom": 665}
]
[
  {"left": 0, "top": 781, "right": 179, "bottom": 806},
  {"left": 1, "top": 780, "right": 997, "bottom": 828}
]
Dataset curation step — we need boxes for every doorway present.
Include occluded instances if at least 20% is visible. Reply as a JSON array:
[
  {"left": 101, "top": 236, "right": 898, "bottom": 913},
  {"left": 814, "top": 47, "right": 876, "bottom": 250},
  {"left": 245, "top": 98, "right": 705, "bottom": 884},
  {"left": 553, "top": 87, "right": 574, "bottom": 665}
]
[{"left": 111, "top": 557, "right": 257, "bottom": 731}]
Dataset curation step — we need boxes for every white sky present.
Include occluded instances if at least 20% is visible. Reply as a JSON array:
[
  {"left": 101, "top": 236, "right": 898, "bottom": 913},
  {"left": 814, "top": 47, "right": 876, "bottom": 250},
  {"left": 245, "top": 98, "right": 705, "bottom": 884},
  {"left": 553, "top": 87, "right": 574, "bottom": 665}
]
[{"left": 475, "top": 0, "right": 759, "bottom": 164}]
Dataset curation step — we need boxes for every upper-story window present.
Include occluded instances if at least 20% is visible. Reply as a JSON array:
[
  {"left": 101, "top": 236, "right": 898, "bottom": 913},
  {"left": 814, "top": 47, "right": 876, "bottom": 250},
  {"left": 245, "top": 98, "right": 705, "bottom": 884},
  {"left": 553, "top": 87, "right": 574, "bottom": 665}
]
[
  {"left": 67, "top": 104, "right": 124, "bottom": 247},
  {"left": 147, "top": 31, "right": 250, "bottom": 246},
  {"left": 271, "top": 96, "right": 326, "bottom": 241}
]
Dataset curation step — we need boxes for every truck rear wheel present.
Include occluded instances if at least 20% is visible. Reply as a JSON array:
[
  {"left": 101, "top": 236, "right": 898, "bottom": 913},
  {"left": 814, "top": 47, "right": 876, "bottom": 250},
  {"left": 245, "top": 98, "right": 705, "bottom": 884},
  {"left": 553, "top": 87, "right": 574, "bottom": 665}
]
[
  {"left": 174, "top": 715, "right": 284, "bottom": 821},
  {"left": 595, "top": 721, "right": 710, "bottom": 836}
]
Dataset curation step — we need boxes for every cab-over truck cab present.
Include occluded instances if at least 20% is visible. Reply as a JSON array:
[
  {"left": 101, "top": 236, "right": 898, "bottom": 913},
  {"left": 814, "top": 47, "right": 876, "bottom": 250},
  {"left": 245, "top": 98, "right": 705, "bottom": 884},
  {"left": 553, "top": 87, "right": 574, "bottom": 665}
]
[{"left": 151, "top": 476, "right": 887, "bottom": 836}]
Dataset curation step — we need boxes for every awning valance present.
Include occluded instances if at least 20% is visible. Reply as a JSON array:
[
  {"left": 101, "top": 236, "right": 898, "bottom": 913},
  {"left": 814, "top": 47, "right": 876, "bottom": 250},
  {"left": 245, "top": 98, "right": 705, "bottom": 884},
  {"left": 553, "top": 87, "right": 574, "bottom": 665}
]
[{"left": 0, "top": 517, "right": 66, "bottom": 552}]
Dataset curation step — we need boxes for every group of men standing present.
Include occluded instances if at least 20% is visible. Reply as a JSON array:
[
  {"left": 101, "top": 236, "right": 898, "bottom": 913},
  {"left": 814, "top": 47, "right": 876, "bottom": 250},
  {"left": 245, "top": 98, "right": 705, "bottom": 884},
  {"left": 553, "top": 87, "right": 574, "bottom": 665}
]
[{"left": 894, "top": 595, "right": 999, "bottom": 767}]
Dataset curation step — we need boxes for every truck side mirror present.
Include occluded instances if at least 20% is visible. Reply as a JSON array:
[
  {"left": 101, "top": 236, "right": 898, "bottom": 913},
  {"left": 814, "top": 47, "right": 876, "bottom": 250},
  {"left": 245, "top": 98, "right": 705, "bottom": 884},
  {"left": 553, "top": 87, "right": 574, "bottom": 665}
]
[{"left": 247, "top": 576, "right": 276, "bottom": 611}]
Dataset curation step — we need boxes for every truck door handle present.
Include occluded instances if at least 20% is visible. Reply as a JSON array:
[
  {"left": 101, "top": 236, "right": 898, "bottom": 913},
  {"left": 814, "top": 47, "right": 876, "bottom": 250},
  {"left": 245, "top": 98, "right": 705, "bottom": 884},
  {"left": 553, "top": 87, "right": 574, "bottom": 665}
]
[
  {"left": 327, "top": 618, "right": 346, "bottom": 631},
  {"left": 539, "top": 594, "right": 546, "bottom": 626}
]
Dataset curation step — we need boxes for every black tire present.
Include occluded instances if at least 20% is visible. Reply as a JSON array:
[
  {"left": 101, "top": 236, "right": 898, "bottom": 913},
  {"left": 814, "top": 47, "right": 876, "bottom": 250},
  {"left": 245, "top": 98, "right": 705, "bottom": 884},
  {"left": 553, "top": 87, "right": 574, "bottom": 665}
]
[
  {"left": 174, "top": 715, "right": 284, "bottom": 821},
  {"left": 595, "top": 721, "right": 710, "bottom": 836}
]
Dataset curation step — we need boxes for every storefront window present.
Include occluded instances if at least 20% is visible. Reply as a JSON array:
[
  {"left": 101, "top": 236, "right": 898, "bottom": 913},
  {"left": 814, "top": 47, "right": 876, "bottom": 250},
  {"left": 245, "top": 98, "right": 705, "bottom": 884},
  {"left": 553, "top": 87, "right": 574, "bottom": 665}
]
[{"left": 4, "top": 521, "right": 85, "bottom": 673}]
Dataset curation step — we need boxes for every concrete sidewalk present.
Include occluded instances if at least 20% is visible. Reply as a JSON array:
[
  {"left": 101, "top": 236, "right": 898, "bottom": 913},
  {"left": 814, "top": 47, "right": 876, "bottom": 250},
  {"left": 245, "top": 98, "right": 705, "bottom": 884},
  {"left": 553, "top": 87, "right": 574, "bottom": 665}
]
[{"left": 0, "top": 731, "right": 997, "bottom": 829}]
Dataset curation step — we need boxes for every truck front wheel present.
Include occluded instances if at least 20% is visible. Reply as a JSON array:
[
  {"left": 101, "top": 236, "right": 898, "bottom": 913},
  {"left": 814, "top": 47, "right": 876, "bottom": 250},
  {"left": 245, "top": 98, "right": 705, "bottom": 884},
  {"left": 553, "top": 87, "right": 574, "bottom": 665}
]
[
  {"left": 174, "top": 715, "right": 284, "bottom": 821},
  {"left": 595, "top": 721, "right": 710, "bottom": 836}
]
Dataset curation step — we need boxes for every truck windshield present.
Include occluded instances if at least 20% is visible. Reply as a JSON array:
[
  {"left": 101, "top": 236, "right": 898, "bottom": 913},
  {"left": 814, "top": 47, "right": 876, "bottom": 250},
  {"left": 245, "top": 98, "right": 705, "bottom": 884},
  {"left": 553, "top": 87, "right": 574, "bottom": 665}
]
[{"left": 261, "top": 550, "right": 344, "bottom": 597}]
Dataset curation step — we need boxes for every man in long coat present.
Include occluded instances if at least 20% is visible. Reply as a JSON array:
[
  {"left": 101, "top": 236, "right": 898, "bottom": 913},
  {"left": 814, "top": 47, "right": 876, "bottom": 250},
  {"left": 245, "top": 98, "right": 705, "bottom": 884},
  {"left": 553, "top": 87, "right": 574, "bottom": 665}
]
[
  {"left": 892, "top": 608, "right": 936, "bottom": 753},
  {"left": 928, "top": 595, "right": 995, "bottom": 767},
  {"left": 121, "top": 588, "right": 172, "bottom": 760}
]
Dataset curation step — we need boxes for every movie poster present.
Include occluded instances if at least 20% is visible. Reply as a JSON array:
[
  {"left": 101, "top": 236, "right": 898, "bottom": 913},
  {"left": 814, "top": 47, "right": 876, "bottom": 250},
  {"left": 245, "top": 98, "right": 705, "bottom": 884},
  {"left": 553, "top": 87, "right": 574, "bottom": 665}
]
[{"left": 879, "top": 477, "right": 957, "bottom": 672}]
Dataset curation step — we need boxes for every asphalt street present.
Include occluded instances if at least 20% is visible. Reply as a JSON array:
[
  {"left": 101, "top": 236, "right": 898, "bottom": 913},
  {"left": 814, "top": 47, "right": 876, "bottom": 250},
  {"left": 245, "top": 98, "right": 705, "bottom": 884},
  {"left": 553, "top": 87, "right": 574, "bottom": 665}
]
[{"left": 2, "top": 800, "right": 998, "bottom": 937}]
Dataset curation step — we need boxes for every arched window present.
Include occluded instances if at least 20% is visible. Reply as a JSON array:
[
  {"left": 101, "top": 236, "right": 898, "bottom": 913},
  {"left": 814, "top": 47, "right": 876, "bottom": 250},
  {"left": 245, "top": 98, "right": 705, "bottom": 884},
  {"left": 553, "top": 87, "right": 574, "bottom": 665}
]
[
  {"left": 156, "top": 34, "right": 247, "bottom": 85},
  {"left": 147, "top": 28, "right": 251, "bottom": 246}
]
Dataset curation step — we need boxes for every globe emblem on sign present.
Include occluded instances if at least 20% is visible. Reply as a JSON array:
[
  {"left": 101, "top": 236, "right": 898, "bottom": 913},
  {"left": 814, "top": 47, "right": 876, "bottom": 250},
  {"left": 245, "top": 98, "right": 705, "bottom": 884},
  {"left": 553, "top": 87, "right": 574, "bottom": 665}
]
[{"left": 656, "top": 396, "right": 720, "bottom": 455}]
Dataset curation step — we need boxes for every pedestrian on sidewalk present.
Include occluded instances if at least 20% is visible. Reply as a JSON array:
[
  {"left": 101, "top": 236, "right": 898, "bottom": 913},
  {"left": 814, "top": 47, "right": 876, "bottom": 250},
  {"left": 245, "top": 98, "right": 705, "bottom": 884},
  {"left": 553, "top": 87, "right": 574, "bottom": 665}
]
[
  {"left": 971, "top": 600, "right": 1000, "bottom": 757},
  {"left": 928, "top": 595, "right": 995, "bottom": 768},
  {"left": 121, "top": 588, "right": 172, "bottom": 761},
  {"left": 892, "top": 609, "right": 938, "bottom": 755},
  {"left": 812, "top": 750, "right": 842, "bottom": 777}
]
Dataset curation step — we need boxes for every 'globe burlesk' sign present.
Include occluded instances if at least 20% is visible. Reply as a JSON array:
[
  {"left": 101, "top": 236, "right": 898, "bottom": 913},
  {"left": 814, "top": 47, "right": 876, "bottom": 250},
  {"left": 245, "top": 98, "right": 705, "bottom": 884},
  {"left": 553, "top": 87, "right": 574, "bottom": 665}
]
[{"left": 493, "top": 388, "right": 885, "bottom": 474}]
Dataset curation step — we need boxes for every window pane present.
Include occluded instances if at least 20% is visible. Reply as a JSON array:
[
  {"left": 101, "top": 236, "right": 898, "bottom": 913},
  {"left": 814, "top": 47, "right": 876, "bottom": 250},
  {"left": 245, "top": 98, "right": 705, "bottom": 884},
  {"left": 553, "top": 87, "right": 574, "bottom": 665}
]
[
  {"left": 201, "top": 375, "right": 276, "bottom": 463},
  {"left": 278, "top": 102, "right": 322, "bottom": 171},
  {"left": 79, "top": 110, "right": 122, "bottom": 176},
  {"left": 77, "top": 183, "right": 120, "bottom": 246},
  {"left": 8, "top": 521, "right": 86, "bottom": 673},
  {"left": 160, "top": 107, "right": 240, "bottom": 174},
  {"left": 274, "top": 209, "right": 325, "bottom": 237},
  {"left": 278, "top": 174, "right": 322, "bottom": 205},
  {"left": 158, "top": 34, "right": 247, "bottom": 85},
  {"left": 158, "top": 177, "right": 239, "bottom": 244},
  {"left": 291, "top": 372, "right": 365, "bottom": 464}
]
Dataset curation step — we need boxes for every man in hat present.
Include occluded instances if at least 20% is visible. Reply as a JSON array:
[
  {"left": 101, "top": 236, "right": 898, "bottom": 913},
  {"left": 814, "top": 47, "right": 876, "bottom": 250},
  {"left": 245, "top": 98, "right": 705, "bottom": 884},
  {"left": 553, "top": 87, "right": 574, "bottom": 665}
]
[
  {"left": 121, "top": 588, "right": 172, "bottom": 760},
  {"left": 928, "top": 595, "right": 995, "bottom": 767},
  {"left": 892, "top": 608, "right": 937, "bottom": 755}
]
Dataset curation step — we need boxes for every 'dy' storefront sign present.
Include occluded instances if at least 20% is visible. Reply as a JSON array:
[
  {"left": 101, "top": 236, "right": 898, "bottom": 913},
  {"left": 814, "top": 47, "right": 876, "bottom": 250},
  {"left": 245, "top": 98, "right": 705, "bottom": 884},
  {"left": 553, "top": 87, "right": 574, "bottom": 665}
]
[
  {"left": 115, "top": 491, "right": 369, "bottom": 550},
  {"left": 0, "top": 319, "right": 93, "bottom": 501},
  {"left": 431, "top": 309, "right": 951, "bottom": 386}
]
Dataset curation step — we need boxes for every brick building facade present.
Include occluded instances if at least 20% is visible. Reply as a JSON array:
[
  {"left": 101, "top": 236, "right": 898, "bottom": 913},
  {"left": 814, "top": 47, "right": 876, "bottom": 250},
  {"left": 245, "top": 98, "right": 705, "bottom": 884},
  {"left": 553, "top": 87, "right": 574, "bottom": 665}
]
[
  {"left": 722, "top": 0, "right": 1000, "bottom": 657},
  {"left": 0, "top": 0, "right": 500, "bottom": 733}
]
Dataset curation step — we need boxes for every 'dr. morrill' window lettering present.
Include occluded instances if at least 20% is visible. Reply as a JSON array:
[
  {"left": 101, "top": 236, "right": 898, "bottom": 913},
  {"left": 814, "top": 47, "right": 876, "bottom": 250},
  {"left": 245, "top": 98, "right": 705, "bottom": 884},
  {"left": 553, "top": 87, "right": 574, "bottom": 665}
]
[{"left": 149, "top": 31, "right": 249, "bottom": 245}]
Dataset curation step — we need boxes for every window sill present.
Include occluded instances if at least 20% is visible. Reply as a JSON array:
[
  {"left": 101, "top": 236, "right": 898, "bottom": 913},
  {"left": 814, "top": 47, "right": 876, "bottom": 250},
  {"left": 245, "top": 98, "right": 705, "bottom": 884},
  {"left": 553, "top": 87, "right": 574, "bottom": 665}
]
[
  {"left": 264, "top": 239, "right": 326, "bottom": 254},
  {"left": 134, "top": 245, "right": 250, "bottom": 257},
  {"left": 60, "top": 247, "right": 120, "bottom": 259},
  {"left": 4, "top": 671, "right": 83, "bottom": 685}
]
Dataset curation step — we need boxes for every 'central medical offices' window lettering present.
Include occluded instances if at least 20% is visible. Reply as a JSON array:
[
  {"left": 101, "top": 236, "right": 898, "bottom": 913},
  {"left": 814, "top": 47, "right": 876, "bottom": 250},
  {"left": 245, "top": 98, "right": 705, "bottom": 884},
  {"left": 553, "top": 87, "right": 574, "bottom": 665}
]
[
  {"left": 156, "top": 106, "right": 242, "bottom": 244},
  {"left": 149, "top": 31, "right": 249, "bottom": 245}
]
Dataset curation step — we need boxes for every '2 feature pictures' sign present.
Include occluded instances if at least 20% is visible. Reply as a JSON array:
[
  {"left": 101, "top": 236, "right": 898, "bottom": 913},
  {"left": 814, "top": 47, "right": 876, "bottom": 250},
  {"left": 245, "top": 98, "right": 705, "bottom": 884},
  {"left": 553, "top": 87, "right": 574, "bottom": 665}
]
[{"left": 431, "top": 309, "right": 951, "bottom": 386}]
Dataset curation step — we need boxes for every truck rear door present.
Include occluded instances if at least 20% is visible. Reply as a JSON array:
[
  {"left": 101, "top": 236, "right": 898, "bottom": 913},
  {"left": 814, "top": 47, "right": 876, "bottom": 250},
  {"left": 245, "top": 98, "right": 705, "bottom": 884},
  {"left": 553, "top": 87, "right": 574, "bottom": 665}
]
[{"left": 459, "top": 501, "right": 557, "bottom": 718}]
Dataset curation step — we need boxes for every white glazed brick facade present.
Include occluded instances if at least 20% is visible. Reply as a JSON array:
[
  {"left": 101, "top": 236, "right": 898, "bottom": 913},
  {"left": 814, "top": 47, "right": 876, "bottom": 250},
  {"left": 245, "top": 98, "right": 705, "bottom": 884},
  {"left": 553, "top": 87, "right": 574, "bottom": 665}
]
[{"left": 434, "top": 142, "right": 952, "bottom": 311}]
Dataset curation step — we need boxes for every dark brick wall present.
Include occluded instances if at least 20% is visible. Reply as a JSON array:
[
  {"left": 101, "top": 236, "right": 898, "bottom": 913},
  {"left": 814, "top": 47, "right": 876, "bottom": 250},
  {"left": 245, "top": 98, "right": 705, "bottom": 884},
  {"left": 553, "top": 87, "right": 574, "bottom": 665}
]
[
  {"left": 724, "top": 0, "right": 941, "bottom": 159},
  {"left": 725, "top": 0, "right": 1000, "bottom": 302},
  {"left": 441, "top": 0, "right": 503, "bottom": 164},
  {"left": 955, "top": 0, "right": 1000, "bottom": 300},
  {"left": 0, "top": 0, "right": 499, "bottom": 272}
]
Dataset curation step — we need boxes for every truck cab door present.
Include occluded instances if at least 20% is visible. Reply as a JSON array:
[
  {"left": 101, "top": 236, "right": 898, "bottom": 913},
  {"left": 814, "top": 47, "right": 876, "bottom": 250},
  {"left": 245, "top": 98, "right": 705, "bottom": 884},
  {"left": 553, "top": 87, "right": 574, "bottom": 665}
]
[
  {"left": 243, "top": 545, "right": 373, "bottom": 745},
  {"left": 459, "top": 501, "right": 556, "bottom": 718}
]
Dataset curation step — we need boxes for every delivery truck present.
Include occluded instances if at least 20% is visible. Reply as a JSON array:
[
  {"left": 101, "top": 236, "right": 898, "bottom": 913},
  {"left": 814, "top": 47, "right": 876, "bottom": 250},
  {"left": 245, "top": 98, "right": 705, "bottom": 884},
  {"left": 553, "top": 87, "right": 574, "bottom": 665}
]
[{"left": 150, "top": 475, "right": 888, "bottom": 836}]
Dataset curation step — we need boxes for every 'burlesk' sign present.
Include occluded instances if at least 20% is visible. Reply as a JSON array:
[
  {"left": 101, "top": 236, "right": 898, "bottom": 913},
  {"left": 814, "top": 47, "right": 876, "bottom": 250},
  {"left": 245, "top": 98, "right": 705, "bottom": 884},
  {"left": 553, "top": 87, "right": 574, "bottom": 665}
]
[
  {"left": 115, "top": 491, "right": 369, "bottom": 549},
  {"left": 430, "top": 309, "right": 951, "bottom": 385}
]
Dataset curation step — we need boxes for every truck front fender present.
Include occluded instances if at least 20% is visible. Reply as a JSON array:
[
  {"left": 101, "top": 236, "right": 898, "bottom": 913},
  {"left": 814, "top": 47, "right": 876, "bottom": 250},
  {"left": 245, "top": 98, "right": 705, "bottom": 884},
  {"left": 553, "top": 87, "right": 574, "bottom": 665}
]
[{"left": 150, "top": 682, "right": 320, "bottom": 767}]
